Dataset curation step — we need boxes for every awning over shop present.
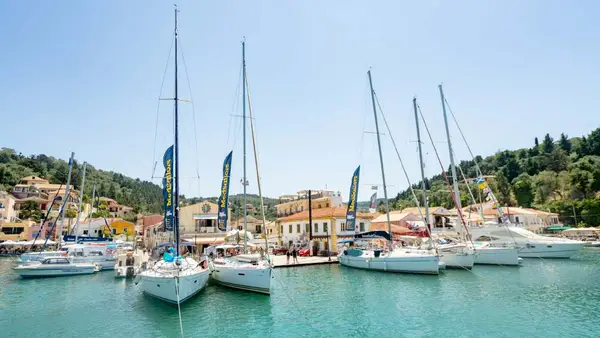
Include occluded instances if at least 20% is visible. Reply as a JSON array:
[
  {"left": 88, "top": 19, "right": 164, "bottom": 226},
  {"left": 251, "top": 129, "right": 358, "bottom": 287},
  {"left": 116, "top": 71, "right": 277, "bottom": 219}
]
[{"left": 183, "top": 237, "right": 225, "bottom": 245}]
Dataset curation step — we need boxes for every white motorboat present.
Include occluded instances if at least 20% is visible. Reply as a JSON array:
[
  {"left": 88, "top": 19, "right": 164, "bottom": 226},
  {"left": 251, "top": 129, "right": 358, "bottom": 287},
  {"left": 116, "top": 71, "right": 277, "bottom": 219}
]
[
  {"left": 473, "top": 242, "right": 522, "bottom": 266},
  {"left": 67, "top": 243, "right": 117, "bottom": 270},
  {"left": 14, "top": 257, "right": 98, "bottom": 278},
  {"left": 20, "top": 250, "right": 65, "bottom": 263},
  {"left": 115, "top": 251, "right": 143, "bottom": 278},
  {"left": 471, "top": 226, "right": 584, "bottom": 258},
  {"left": 339, "top": 247, "right": 440, "bottom": 274},
  {"left": 584, "top": 241, "right": 600, "bottom": 247},
  {"left": 209, "top": 253, "right": 272, "bottom": 294},
  {"left": 138, "top": 256, "right": 210, "bottom": 304}
]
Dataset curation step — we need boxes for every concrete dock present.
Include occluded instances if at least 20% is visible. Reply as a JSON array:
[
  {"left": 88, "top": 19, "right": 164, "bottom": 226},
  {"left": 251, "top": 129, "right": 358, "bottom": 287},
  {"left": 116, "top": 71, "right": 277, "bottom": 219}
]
[{"left": 270, "top": 255, "right": 338, "bottom": 268}]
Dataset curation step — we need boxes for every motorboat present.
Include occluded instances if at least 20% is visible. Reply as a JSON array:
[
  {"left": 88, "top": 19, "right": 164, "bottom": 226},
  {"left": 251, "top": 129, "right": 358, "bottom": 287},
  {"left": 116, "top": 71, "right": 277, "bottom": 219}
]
[
  {"left": 209, "top": 245, "right": 272, "bottom": 295},
  {"left": 339, "top": 247, "right": 440, "bottom": 274},
  {"left": 115, "top": 251, "right": 143, "bottom": 278},
  {"left": 473, "top": 242, "right": 522, "bottom": 266},
  {"left": 67, "top": 243, "right": 118, "bottom": 270},
  {"left": 584, "top": 241, "right": 600, "bottom": 247},
  {"left": 20, "top": 250, "right": 66, "bottom": 263},
  {"left": 14, "top": 257, "right": 98, "bottom": 278},
  {"left": 470, "top": 225, "right": 584, "bottom": 258},
  {"left": 137, "top": 255, "right": 210, "bottom": 304}
]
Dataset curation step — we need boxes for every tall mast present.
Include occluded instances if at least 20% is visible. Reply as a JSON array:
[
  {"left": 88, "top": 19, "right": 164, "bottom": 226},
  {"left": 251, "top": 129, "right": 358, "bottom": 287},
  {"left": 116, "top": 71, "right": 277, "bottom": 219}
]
[
  {"left": 242, "top": 40, "right": 248, "bottom": 254},
  {"left": 368, "top": 70, "right": 392, "bottom": 249},
  {"left": 88, "top": 184, "right": 95, "bottom": 236},
  {"left": 245, "top": 70, "right": 269, "bottom": 253},
  {"left": 58, "top": 152, "right": 75, "bottom": 249},
  {"left": 439, "top": 84, "right": 463, "bottom": 240},
  {"left": 413, "top": 97, "right": 432, "bottom": 249},
  {"left": 173, "top": 7, "right": 180, "bottom": 257},
  {"left": 74, "top": 162, "right": 87, "bottom": 243}
]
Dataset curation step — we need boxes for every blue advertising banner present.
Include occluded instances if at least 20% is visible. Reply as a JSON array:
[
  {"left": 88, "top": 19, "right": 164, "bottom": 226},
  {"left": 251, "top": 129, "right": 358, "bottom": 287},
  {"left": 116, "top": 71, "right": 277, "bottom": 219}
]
[
  {"left": 163, "top": 145, "right": 174, "bottom": 232},
  {"left": 345, "top": 166, "right": 360, "bottom": 231},
  {"left": 217, "top": 151, "right": 233, "bottom": 231}
]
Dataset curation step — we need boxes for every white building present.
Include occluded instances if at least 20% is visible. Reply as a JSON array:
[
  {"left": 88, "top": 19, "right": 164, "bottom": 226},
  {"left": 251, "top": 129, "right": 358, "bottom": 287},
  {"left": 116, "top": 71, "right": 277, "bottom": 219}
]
[{"left": 276, "top": 207, "right": 375, "bottom": 252}]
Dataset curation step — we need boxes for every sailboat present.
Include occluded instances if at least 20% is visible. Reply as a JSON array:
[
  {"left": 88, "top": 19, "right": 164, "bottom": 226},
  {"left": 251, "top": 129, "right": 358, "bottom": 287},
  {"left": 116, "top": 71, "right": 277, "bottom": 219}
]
[
  {"left": 437, "top": 84, "right": 521, "bottom": 266},
  {"left": 137, "top": 8, "right": 210, "bottom": 304},
  {"left": 338, "top": 70, "right": 440, "bottom": 275},
  {"left": 418, "top": 84, "right": 476, "bottom": 269},
  {"left": 209, "top": 41, "right": 272, "bottom": 295}
]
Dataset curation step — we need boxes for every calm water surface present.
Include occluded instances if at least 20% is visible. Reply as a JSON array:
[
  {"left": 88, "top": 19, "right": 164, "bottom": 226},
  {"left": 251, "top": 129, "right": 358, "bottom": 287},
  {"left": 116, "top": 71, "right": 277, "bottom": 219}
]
[{"left": 1, "top": 250, "right": 599, "bottom": 338}]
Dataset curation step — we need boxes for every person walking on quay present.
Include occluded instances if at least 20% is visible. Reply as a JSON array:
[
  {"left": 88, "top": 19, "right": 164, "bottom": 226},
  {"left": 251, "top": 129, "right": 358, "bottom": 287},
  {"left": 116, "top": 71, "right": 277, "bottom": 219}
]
[
  {"left": 292, "top": 247, "right": 299, "bottom": 264},
  {"left": 286, "top": 248, "right": 290, "bottom": 265}
]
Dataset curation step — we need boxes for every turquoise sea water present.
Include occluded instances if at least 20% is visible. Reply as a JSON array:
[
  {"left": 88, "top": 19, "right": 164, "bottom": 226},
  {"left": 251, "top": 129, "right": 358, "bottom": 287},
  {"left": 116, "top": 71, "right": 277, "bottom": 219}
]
[{"left": 1, "top": 250, "right": 599, "bottom": 338}]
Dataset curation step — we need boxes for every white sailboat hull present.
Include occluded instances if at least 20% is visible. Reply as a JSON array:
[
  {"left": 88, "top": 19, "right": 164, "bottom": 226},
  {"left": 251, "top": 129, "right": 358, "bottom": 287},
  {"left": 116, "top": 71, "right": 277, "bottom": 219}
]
[
  {"left": 339, "top": 249, "right": 440, "bottom": 274},
  {"left": 474, "top": 246, "right": 521, "bottom": 266},
  {"left": 210, "top": 260, "right": 272, "bottom": 294},
  {"left": 438, "top": 245, "right": 475, "bottom": 269},
  {"left": 138, "top": 259, "right": 210, "bottom": 304}
]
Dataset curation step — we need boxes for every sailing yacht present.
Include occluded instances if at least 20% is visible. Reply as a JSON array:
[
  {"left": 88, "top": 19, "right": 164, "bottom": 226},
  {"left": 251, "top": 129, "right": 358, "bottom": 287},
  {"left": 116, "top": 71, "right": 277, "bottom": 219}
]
[
  {"left": 209, "top": 41, "right": 272, "bottom": 294},
  {"left": 338, "top": 70, "right": 440, "bottom": 275},
  {"left": 137, "top": 8, "right": 210, "bottom": 304},
  {"left": 438, "top": 84, "right": 521, "bottom": 266}
]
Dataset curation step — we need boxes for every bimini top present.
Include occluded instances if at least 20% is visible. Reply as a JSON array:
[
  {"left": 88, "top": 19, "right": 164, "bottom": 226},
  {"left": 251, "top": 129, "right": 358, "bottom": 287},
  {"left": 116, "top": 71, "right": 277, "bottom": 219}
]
[{"left": 354, "top": 230, "right": 391, "bottom": 241}]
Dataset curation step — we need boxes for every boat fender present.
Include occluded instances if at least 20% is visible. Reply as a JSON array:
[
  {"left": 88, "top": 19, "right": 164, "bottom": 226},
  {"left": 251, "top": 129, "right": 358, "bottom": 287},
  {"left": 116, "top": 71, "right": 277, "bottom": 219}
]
[
  {"left": 202, "top": 260, "right": 208, "bottom": 269},
  {"left": 343, "top": 250, "right": 348, "bottom": 255}
]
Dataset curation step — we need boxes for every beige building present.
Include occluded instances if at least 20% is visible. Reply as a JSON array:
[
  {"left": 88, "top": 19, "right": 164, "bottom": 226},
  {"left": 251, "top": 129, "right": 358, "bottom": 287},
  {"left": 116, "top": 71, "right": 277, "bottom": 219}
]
[
  {"left": 98, "top": 197, "right": 134, "bottom": 218},
  {"left": 276, "top": 207, "right": 376, "bottom": 251},
  {"left": 0, "top": 191, "right": 17, "bottom": 223},
  {"left": 276, "top": 190, "right": 343, "bottom": 217}
]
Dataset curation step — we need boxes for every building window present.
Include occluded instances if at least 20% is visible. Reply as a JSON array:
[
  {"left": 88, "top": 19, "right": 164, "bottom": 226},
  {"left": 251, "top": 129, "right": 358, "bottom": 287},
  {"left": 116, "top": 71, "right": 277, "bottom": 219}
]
[
  {"left": 296, "top": 224, "right": 300, "bottom": 233},
  {"left": 359, "top": 222, "right": 365, "bottom": 232},
  {"left": 305, "top": 224, "right": 309, "bottom": 233},
  {"left": 318, "top": 204, "right": 322, "bottom": 209},
  {"left": 314, "top": 223, "right": 319, "bottom": 233},
  {"left": 280, "top": 225, "right": 283, "bottom": 234},
  {"left": 326, "top": 203, "right": 329, "bottom": 208},
  {"left": 288, "top": 224, "right": 292, "bottom": 234},
  {"left": 112, "top": 229, "right": 116, "bottom": 235},
  {"left": 323, "top": 222, "right": 328, "bottom": 233},
  {"left": 515, "top": 216, "right": 520, "bottom": 223},
  {"left": 340, "top": 222, "right": 346, "bottom": 231}
]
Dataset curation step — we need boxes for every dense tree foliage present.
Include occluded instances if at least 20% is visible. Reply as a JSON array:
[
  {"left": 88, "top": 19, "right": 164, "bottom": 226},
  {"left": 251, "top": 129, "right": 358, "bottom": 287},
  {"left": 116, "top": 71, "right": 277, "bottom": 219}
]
[
  {"left": 389, "top": 128, "right": 600, "bottom": 226},
  {"left": 0, "top": 148, "right": 163, "bottom": 214}
]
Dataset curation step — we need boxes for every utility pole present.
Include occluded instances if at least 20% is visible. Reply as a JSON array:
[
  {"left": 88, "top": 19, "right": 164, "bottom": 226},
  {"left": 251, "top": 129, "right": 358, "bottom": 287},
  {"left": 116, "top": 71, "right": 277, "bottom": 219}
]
[{"left": 308, "top": 189, "right": 313, "bottom": 256}]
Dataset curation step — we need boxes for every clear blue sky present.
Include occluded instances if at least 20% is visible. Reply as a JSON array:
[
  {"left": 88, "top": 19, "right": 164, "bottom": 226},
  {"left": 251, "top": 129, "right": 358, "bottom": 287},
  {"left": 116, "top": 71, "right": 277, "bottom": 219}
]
[{"left": 1, "top": 1, "right": 599, "bottom": 201}]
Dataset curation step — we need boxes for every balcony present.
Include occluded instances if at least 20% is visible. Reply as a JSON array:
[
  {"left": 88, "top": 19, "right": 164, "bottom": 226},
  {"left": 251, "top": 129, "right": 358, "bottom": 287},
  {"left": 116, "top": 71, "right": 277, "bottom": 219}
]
[{"left": 197, "top": 227, "right": 218, "bottom": 233}]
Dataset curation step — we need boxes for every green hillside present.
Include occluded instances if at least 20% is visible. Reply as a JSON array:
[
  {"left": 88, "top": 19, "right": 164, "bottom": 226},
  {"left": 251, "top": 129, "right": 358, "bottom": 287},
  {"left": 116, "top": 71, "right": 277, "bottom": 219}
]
[{"left": 387, "top": 128, "right": 600, "bottom": 226}]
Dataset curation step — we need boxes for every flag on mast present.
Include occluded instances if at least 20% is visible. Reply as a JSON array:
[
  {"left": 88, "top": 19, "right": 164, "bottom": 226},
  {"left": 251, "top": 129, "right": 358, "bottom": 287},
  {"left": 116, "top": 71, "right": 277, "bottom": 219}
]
[
  {"left": 162, "top": 145, "right": 174, "bottom": 232},
  {"left": 217, "top": 151, "right": 233, "bottom": 231},
  {"left": 345, "top": 166, "right": 361, "bottom": 231},
  {"left": 369, "top": 192, "right": 377, "bottom": 209}
]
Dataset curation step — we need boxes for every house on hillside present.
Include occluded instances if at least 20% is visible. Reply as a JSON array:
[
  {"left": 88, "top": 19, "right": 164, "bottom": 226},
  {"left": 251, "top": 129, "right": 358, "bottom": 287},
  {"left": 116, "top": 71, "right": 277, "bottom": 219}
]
[{"left": 98, "top": 197, "right": 134, "bottom": 218}]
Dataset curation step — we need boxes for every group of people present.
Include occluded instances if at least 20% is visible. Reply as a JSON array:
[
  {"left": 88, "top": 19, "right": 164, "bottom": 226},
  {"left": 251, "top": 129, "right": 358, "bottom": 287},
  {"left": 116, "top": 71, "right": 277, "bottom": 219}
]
[{"left": 286, "top": 246, "right": 299, "bottom": 264}]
